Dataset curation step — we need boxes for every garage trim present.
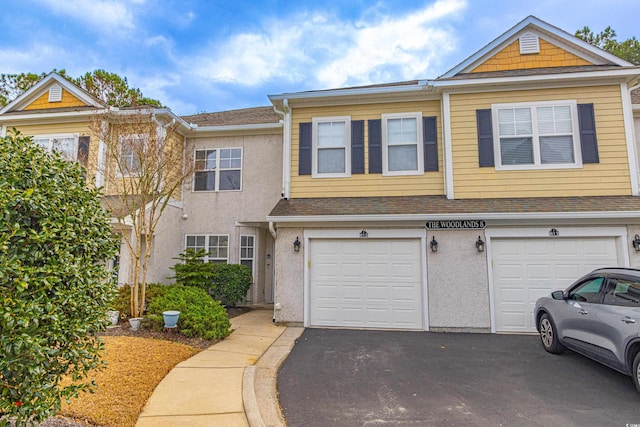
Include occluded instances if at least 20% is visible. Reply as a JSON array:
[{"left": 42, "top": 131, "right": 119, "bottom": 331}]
[
  {"left": 485, "top": 226, "right": 630, "bottom": 333},
  {"left": 303, "top": 229, "right": 429, "bottom": 330}
]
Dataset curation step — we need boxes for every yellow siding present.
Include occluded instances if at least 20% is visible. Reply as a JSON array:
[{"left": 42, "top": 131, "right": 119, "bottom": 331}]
[
  {"left": 449, "top": 85, "right": 631, "bottom": 199},
  {"left": 472, "top": 39, "right": 591, "bottom": 73},
  {"left": 289, "top": 100, "right": 444, "bottom": 198},
  {"left": 23, "top": 89, "right": 87, "bottom": 110}
]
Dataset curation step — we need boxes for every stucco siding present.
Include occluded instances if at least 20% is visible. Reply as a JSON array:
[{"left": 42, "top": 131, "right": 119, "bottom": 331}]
[
  {"left": 450, "top": 85, "right": 631, "bottom": 198},
  {"left": 290, "top": 100, "right": 444, "bottom": 198}
]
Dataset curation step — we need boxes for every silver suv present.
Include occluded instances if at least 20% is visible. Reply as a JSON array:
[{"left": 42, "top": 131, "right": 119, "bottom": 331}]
[{"left": 534, "top": 267, "right": 640, "bottom": 393}]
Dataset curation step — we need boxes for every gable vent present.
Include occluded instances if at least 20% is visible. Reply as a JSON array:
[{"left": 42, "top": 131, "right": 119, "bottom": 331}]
[
  {"left": 519, "top": 32, "right": 540, "bottom": 55},
  {"left": 48, "top": 84, "right": 62, "bottom": 102}
]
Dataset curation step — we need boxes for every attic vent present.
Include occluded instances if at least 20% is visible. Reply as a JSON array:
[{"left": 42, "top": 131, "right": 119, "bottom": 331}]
[
  {"left": 48, "top": 84, "right": 62, "bottom": 102},
  {"left": 519, "top": 32, "right": 540, "bottom": 54}
]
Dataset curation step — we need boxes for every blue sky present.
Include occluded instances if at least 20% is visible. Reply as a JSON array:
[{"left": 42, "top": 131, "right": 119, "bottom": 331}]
[{"left": 0, "top": 0, "right": 636, "bottom": 115}]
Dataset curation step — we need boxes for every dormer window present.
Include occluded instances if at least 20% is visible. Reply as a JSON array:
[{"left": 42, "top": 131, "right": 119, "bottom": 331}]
[
  {"left": 519, "top": 32, "right": 540, "bottom": 55},
  {"left": 48, "top": 84, "right": 63, "bottom": 102}
]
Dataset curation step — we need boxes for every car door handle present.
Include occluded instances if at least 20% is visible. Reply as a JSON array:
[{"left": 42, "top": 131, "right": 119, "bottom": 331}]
[
  {"left": 579, "top": 310, "right": 588, "bottom": 315},
  {"left": 622, "top": 317, "right": 636, "bottom": 324}
]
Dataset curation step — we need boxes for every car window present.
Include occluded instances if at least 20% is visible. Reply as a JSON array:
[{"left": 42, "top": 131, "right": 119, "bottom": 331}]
[
  {"left": 567, "top": 277, "right": 605, "bottom": 303},
  {"left": 603, "top": 277, "right": 640, "bottom": 307}
]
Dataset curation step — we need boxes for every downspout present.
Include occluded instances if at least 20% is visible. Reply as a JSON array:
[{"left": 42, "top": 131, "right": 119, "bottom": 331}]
[
  {"left": 273, "top": 99, "right": 291, "bottom": 199},
  {"left": 268, "top": 221, "right": 277, "bottom": 322}
]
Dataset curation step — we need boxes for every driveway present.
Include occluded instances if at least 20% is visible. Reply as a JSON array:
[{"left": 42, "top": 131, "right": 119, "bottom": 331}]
[{"left": 278, "top": 329, "right": 639, "bottom": 426}]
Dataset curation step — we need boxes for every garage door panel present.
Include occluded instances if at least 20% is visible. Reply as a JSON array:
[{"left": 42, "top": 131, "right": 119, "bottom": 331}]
[
  {"left": 492, "top": 236, "right": 619, "bottom": 332},
  {"left": 310, "top": 238, "right": 423, "bottom": 330}
]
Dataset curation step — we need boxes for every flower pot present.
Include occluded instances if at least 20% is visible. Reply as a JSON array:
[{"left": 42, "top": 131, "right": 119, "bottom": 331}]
[
  {"left": 107, "top": 310, "right": 120, "bottom": 326},
  {"left": 128, "top": 317, "right": 142, "bottom": 330},
  {"left": 163, "top": 310, "right": 180, "bottom": 328}
]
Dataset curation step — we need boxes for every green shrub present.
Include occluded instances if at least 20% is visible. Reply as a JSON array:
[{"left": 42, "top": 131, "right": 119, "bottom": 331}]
[
  {"left": 0, "top": 130, "right": 119, "bottom": 424},
  {"left": 170, "top": 250, "right": 252, "bottom": 306},
  {"left": 146, "top": 285, "right": 231, "bottom": 340},
  {"left": 111, "top": 283, "right": 168, "bottom": 319},
  {"left": 210, "top": 264, "right": 252, "bottom": 306},
  {"left": 169, "top": 249, "right": 215, "bottom": 291}
]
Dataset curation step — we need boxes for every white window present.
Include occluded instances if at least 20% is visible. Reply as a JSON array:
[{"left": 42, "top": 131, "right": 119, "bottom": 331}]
[
  {"left": 33, "top": 134, "right": 78, "bottom": 161},
  {"left": 240, "top": 235, "right": 255, "bottom": 272},
  {"left": 382, "top": 112, "right": 423, "bottom": 175},
  {"left": 492, "top": 100, "right": 582, "bottom": 170},
  {"left": 193, "top": 148, "right": 242, "bottom": 191},
  {"left": 185, "top": 235, "right": 229, "bottom": 264},
  {"left": 312, "top": 116, "right": 351, "bottom": 178},
  {"left": 118, "top": 134, "right": 147, "bottom": 176}
]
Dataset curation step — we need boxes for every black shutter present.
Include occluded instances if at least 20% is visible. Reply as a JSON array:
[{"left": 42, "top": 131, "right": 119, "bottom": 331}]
[
  {"left": 578, "top": 103, "right": 599, "bottom": 164},
  {"left": 351, "top": 120, "right": 365, "bottom": 174},
  {"left": 78, "top": 135, "right": 90, "bottom": 168},
  {"left": 299, "top": 122, "right": 312, "bottom": 175},
  {"left": 476, "top": 109, "right": 494, "bottom": 167},
  {"left": 423, "top": 116, "right": 438, "bottom": 172},
  {"left": 368, "top": 119, "right": 382, "bottom": 174}
]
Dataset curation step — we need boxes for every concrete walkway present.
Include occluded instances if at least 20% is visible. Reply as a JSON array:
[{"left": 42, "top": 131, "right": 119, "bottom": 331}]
[{"left": 136, "top": 309, "right": 303, "bottom": 427}]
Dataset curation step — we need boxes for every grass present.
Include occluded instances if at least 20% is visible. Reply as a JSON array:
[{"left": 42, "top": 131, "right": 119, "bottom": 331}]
[{"left": 59, "top": 336, "right": 200, "bottom": 427}]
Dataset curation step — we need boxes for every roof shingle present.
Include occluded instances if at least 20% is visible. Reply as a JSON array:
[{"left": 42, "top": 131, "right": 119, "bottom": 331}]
[{"left": 181, "top": 106, "right": 280, "bottom": 127}]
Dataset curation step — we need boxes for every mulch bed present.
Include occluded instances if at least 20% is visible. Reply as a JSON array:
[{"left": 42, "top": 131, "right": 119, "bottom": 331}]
[{"left": 22, "top": 306, "right": 252, "bottom": 427}]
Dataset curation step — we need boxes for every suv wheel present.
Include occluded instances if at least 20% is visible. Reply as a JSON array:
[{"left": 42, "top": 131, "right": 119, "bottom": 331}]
[
  {"left": 538, "top": 313, "right": 564, "bottom": 354},
  {"left": 633, "top": 352, "right": 640, "bottom": 394}
]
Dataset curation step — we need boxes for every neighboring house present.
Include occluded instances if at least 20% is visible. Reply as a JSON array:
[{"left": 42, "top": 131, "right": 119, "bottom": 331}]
[
  {"left": 0, "top": 74, "right": 283, "bottom": 306},
  {"left": 267, "top": 16, "right": 640, "bottom": 333}
]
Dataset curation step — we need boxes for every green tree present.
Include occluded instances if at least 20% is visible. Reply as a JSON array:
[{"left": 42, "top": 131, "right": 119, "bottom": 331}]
[
  {"left": 0, "top": 69, "right": 162, "bottom": 107},
  {"left": 576, "top": 26, "right": 640, "bottom": 65},
  {"left": 0, "top": 130, "right": 119, "bottom": 425}
]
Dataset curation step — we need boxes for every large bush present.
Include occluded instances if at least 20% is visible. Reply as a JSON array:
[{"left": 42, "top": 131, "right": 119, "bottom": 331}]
[
  {"left": 170, "top": 249, "right": 252, "bottom": 306},
  {"left": 146, "top": 285, "right": 231, "bottom": 340},
  {"left": 0, "top": 131, "right": 119, "bottom": 425}
]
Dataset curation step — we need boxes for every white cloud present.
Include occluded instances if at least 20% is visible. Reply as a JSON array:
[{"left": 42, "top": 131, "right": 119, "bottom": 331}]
[
  {"left": 188, "top": 0, "right": 466, "bottom": 89},
  {"left": 32, "top": 0, "right": 140, "bottom": 32}
]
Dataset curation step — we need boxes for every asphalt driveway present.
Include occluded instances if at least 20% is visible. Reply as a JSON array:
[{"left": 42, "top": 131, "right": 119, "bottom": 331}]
[{"left": 278, "top": 329, "right": 639, "bottom": 426}]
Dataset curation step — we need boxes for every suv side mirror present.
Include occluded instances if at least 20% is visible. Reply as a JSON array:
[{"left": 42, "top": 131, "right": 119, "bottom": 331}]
[{"left": 551, "top": 290, "right": 565, "bottom": 300}]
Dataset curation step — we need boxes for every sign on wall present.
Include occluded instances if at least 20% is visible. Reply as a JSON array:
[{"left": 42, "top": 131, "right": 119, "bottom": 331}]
[{"left": 426, "top": 220, "right": 486, "bottom": 230}]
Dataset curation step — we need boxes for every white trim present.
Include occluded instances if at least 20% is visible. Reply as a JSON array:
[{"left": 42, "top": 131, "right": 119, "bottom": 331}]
[
  {"left": 485, "top": 226, "right": 630, "bottom": 333},
  {"left": 1, "top": 125, "right": 6, "bottom": 137},
  {"left": 269, "top": 80, "right": 429, "bottom": 102},
  {"left": 268, "top": 210, "right": 640, "bottom": 223},
  {"left": 381, "top": 112, "right": 424, "bottom": 176},
  {"left": 311, "top": 116, "right": 351, "bottom": 178},
  {"left": 621, "top": 83, "right": 640, "bottom": 196},
  {"left": 440, "top": 16, "right": 633, "bottom": 78},
  {"left": 302, "top": 228, "right": 428, "bottom": 330},
  {"left": 491, "top": 100, "right": 582, "bottom": 170},
  {"left": 185, "top": 233, "right": 230, "bottom": 264},
  {"left": 32, "top": 133, "right": 79, "bottom": 161},
  {"left": 432, "top": 68, "right": 640, "bottom": 89},
  {"left": 442, "top": 92, "right": 454, "bottom": 199},
  {"left": 239, "top": 234, "right": 256, "bottom": 285}
]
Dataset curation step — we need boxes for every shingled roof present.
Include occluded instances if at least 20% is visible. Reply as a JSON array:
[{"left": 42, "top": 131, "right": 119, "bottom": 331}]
[
  {"left": 269, "top": 195, "right": 640, "bottom": 217},
  {"left": 436, "top": 65, "right": 631, "bottom": 81},
  {"left": 181, "top": 106, "right": 280, "bottom": 127}
]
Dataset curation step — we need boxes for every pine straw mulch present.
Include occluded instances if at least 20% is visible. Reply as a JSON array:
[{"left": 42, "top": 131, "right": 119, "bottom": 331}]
[{"left": 34, "top": 307, "right": 252, "bottom": 427}]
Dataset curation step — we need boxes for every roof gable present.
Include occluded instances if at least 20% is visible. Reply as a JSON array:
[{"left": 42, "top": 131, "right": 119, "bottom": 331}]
[
  {"left": 0, "top": 72, "right": 105, "bottom": 115},
  {"left": 441, "top": 16, "right": 633, "bottom": 78}
]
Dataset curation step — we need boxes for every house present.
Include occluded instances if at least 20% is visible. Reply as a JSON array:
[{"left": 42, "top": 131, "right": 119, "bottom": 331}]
[
  {"left": 266, "top": 16, "right": 640, "bottom": 333},
  {"left": 0, "top": 74, "right": 283, "bottom": 306}
]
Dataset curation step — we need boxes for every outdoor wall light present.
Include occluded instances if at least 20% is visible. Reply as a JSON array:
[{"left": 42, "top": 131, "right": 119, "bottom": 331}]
[
  {"left": 430, "top": 236, "right": 438, "bottom": 252},
  {"left": 633, "top": 234, "right": 640, "bottom": 252},
  {"left": 476, "top": 236, "right": 485, "bottom": 252},
  {"left": 293, "top": 236, "right": 301, "bottom": 252}
]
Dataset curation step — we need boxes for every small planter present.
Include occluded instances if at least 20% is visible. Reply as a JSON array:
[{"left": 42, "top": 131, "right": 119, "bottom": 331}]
[
  {"left": 128, "top": 317, "right": 143, "bottom": 331},
  {"left": 163, "top": 310, "right": 180, "bottom": 328},
  {"left": 106, "top": 310, "right": 120, "bottom": 326}
]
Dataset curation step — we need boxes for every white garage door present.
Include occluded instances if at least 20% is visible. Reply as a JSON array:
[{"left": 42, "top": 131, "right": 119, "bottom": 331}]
[
  {"left": 492, "top": 237, "right": 619, "bottom": 333},
  {"left": 309, "top": 239, "right": 424, "bottom": 330}
]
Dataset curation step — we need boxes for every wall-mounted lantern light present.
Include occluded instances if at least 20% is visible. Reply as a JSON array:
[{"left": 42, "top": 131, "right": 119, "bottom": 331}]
[
  {"left": 476, "top": 236, "right": 485, "bottom": 252},
  {"left": 430, "top": 236, "right": 438, "bottom": 252},
  {"left": 293, "top": 236, "right": 301, "bottom": 252},
  {"left": 633, "top": 234, "right": 640, "bottom": 252}
]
